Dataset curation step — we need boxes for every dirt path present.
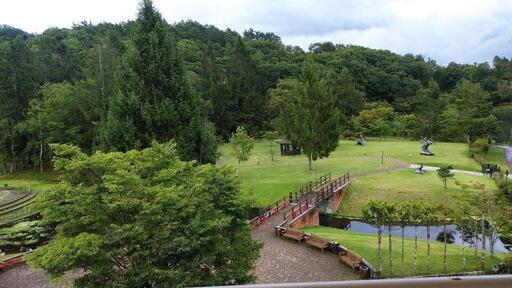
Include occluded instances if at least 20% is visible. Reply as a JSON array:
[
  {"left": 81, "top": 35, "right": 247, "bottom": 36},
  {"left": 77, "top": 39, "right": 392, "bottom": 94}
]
[{"left": 252, "top": 216, "right": 359, "bottom": 283}]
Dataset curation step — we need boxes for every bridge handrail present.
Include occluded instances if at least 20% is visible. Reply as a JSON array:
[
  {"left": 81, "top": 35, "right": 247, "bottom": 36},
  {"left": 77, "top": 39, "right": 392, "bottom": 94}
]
[{"left": 249, "top": 172, "right": 332, "bottom": 226}]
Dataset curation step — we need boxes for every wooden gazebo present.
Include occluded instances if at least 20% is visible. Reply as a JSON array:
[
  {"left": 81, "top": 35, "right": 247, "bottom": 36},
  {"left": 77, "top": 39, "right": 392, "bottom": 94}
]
[{"left": 279, "top": 139, "right": 301, "bottom": 156}]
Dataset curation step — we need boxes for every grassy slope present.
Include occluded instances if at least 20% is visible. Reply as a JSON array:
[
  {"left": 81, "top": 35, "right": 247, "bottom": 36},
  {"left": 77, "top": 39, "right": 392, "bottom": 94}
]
[
  {"left": 337, "top": 169, "right": 498, "bottom": 218},
  {"left": 334, "top": 140, "right": 481, "bottom": 171},
  {"left": 0, "top": 171, "right": 57, "bottom": 225},
  {"left": 304, "top": 226, "right": 503, "bottom": 277},
  {"left": 218, "top": 139, "right": 492, "bottom": 207},
  {"left": 486, "top": 146, "right": 509, "bottom": 171}
]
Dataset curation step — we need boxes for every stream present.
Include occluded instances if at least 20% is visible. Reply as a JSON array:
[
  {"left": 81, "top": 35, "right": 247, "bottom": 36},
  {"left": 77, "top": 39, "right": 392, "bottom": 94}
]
[{"left": 320, "top": 214, "right": 512, "bottom": 253}]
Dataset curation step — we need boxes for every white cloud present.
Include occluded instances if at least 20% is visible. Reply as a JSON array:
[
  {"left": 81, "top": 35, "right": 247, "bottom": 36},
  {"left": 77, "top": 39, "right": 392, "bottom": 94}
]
[{"left": 1, "top": 0, "right": 511, "bottom": 64}]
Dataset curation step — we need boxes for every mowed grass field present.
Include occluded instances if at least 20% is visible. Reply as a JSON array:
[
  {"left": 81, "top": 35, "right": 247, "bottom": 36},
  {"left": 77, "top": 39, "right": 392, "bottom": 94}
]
[
  {"left": 0, "top": 171, "right": 57, "bottom": 226},
  {"left": 218, "top": 141, "right": 397, "bottom": 207},
  {"left": 0, "top": 170, "right": 57, "bottom": 198},
  {"left": 218, "top": 139, "right": 487, "bottom": 207},
  {"left": 336, "top": 169, "right": 498, "bottom": 218},
  {"left": 304, "top": 226, "right": 504, "bottom": 277}
]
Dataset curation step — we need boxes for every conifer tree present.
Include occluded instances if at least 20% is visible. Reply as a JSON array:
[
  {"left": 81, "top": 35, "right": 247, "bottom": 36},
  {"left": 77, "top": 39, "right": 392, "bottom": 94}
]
[
  {"left": 277, "top": 57, "right": 341, "bottom": 170},
  {"left": 102, "top": 0, "right": 216, "bottom": 163}
]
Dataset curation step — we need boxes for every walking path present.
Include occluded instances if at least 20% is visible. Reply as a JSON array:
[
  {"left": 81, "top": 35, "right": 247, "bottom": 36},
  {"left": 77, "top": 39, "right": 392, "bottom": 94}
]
[
  {"left": 252, "top": 214, "right": 359, "bottom": 283},
  {"left": 409, "top": 163, "right": 512, "bottom": 179},
  {"left": 497, "top": 145, "right": 512, "bottom": 171},
  {"left": 252, "top": 159, "right": 410, "bottom": 283}
]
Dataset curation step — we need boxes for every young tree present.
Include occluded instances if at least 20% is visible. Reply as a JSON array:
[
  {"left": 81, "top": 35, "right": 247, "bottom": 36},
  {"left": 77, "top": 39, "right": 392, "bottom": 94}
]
[
  {"left": 396, "top": 202, "right": 413, "bottom": 276},
  {"left": 362, "top": 200, "right": 387, "bottom": 275},
  {"left": 452, "top": 200, "right": 471, "bottom": 272},
  {"left": 437, "top": 165, "right": 455, "bottom": 189},
  {"left": 409, "top": 202, "right": 423, "bottom": 275},
  {"left": 422, "top": 204, "right": 440, "bottom": 274},
  {"left": 229, "top": 126, "right": 254, "bottom": 176},
  {"left": 28, "top": 142, "right": 260, "bottom": 287},
  {"left": 263, "top": 131, "right": 279, "bottom": 161},
  {"left": 275, "top": 58, "right": 341, "bottom": 171},
  {"left": 438, "top": 205, "right": 454, "bottom": 275},
  {"left": 384, "top": 203, "right": 397, "bottom": 277}
]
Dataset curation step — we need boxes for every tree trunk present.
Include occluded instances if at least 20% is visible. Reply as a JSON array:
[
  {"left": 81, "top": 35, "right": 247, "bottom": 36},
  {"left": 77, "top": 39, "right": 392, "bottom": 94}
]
[
  {"left": 39, "top": 129, "right": 44, "bottom": 173},
  {"left": 377, "top": 227, "right": 382, "bottom": 273},
  {"left": 10, "top": 126, "right": 15, "bottom": 174},
  {"left": 473, "top": 219, "right": 478, "bottom": 256},
  {"left": 481, "top": 215, "right": 486, "bottom": 270},
  {"left": 307, "top": 153, "right": 312, "bottom": 171},
  {"left": 461, "top": 224, "right": 466, "bottom": 271},
  {"left": 401, "top": 226, "right": 405, "bottom": 276},
  {"left": 414, "top": 225, "right": 418, "bottom": 275},
  {"left": 443, "top": 223, "right": 447, "bottom": 275},
  {"left": 236, "top": 159, "right": 240, "bottom": 176},
  {"left": 427, "top": 224, "right": 431, "bottom": 274},
  {"left": 388, "top": 224, "right": 393, "bottom": 277}
]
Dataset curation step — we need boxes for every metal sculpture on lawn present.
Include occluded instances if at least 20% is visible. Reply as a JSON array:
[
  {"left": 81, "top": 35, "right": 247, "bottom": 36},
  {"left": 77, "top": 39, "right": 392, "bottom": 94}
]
[
  {"left": 420, "top": 137, "right": 435, "bottom": 156},
  {"left": 357, "top": 135, "right": 368, "bottom": 146}
]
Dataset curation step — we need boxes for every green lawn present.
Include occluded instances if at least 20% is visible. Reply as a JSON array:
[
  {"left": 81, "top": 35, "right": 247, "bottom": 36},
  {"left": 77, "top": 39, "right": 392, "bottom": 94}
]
[
  {"left": 217, "top": 139, "right": 491, "bottom": 207},
  {"left": 0, "top": 171, "right": 57, "bottom": 226},
  {"left": 333, "top": 140, "right": 481, "bottom": 172},
  {"left": 486, "top": 146, "right": 509, "bottom": 171},
  {"left": 218, "top": 141, "right": 397, "bottom": 207},
  {"left": 0, "top": 170, "right": 56, "bottom": 196},
  {"left": 304, "top": 226, "right": 504, "bottom": 277},
  {"left": 0, "top": 253, "right": 21, "bottom": 261},
  {"left": 336, "top": 169, "right": 498, "bottom": 218}
]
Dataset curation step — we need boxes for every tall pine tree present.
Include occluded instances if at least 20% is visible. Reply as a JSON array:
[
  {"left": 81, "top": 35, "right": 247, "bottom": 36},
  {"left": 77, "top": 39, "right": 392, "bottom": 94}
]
[
  {"left": 277, "top": 57, "right": 341, "bottom": 170},
  {"left": 102, "top": 0, "right": 216, "bottom": 163}
]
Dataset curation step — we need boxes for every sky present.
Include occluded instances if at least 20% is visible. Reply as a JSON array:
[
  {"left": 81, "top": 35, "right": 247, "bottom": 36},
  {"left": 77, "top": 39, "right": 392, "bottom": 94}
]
[{"left": 1, "top": 0, "right": 511, "bottom": 65}]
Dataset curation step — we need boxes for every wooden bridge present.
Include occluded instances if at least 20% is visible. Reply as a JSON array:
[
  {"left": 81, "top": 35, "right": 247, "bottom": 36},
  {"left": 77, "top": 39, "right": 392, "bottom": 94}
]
[{"left": 249, "top": 172, "right": 350, "bottom": 229}]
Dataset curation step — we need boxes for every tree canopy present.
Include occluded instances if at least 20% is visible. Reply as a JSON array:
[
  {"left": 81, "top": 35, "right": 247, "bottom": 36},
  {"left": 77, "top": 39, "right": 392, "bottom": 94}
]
[{"left": 28, "top": 142, "right": 260, "bottom": 287}]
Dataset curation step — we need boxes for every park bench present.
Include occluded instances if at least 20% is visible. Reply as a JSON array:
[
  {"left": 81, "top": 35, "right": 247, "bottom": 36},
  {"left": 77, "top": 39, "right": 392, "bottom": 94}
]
[
  {"left": 305, "top": 234, "right": 329, "bottom": 252},
  {"left": 282, "top": 228, "right": 305, "bottom": 243},
  {"left": 339, "top": 250, "right": 362, "bottom": 270}
]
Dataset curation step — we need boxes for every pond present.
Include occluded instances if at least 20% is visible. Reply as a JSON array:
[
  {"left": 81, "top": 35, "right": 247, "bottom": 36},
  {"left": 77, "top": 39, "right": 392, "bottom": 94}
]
[{"left": 320, "top": 214, "right": 512, "bottom": 253}]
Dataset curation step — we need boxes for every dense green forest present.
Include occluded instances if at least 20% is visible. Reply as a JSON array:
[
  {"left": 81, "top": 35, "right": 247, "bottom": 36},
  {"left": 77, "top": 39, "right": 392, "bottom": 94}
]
[{"left": 0, "top": 1, "right": 510, "bottom": 173}]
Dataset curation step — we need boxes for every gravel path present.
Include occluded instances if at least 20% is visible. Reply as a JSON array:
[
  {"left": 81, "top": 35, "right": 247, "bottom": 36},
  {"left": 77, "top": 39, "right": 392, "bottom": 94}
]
[
  {"left": 0, "top": 265, "right": 71, "bottom": 288},
  {"left": 252, "top": 215, "right": 359, "bottom": 284}
]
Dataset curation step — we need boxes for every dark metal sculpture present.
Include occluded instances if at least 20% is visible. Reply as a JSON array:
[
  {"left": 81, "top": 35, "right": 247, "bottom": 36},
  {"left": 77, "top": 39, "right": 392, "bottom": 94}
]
[
  {"left": 420, "top": 137, "right": 435, "bottom": 156},
  {"left": 357, "top": 135, "right": 368, "bottom": 146}
]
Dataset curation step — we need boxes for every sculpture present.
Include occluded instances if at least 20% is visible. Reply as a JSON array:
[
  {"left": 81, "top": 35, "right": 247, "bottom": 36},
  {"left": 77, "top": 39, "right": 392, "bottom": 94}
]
[
  {"left": 357, "top": 135, "right": 368, "bottom": 146},
  {"left": 420, "top": 137, "right": 435, "bottom": 156},
  {"left": 415, "top": 163, "right": 425, "bottom": 174}
]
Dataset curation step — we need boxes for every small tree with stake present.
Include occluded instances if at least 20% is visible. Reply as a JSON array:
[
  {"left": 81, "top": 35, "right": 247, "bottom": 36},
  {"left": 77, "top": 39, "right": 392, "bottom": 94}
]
[
  {"left": 229, "top": 126, "right": 254, "bottom": 176},
  {"left": 263, "top": 131, "right": 279, "bottom": 161},
  {"left": 362, "top": 200, "right": 387, "bottom": 276},
  {"left": 437, "top": 165, "right": 455, "bottom": 188}
]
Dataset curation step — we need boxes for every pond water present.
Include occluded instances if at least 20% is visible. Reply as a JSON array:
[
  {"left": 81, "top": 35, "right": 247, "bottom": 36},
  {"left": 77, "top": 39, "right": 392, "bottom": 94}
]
[{"left": 320, "top": 215, "right": 512, "bottom": 253}]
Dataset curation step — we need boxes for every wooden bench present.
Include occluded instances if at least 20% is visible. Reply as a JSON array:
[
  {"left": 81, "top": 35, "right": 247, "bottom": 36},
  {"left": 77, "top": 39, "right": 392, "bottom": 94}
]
[
  {"left": 305, "top": 234, "right": 329, "bottom": 252},
  {"left": 282, "top": 228, "right": 305, "bottom": 243},
  {"left": 339, "top": 250, "right": 362, "bottom": 270}
]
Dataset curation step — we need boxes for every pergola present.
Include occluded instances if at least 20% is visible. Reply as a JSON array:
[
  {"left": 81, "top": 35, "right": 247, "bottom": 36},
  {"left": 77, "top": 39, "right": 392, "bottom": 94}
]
[{"left": 279, "top": 139, "right": 301, "bottom": 156}]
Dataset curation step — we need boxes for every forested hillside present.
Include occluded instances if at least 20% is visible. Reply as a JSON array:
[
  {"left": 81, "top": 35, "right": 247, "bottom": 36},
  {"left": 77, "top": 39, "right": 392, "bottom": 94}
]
[{"left": 1, "top": 6, "right": 511, "bottom": 172}]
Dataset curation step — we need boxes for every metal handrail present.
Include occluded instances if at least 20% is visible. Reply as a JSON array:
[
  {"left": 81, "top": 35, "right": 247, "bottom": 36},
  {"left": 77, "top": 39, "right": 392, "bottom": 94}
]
[{"left": 209, "top": 275, "right": 512, "bottom": 288}]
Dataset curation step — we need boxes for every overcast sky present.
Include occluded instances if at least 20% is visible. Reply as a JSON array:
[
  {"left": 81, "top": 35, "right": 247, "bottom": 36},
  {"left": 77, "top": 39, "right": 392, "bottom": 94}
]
[{"left": 1, "top": 0, "right": 511, "bottom": 65}]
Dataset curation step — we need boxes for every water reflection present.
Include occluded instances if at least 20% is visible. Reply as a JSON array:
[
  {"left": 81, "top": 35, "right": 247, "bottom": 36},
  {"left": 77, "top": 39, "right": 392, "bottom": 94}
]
[{"left": 320, "top": 215, "right": 511, "bottom": 253}]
